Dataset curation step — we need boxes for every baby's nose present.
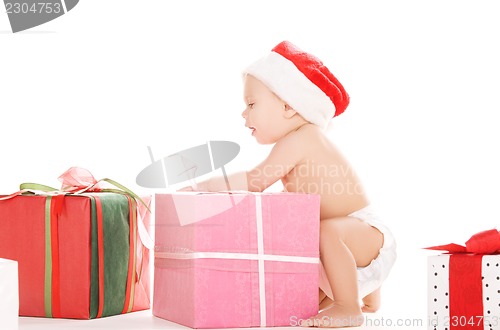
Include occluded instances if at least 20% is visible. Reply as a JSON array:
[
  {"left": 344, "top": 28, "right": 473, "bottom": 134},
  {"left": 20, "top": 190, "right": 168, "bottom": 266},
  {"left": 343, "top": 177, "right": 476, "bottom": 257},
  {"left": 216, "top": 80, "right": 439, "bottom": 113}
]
[{"left": 241, "top": 108, "right": 248, "bottom": 118}]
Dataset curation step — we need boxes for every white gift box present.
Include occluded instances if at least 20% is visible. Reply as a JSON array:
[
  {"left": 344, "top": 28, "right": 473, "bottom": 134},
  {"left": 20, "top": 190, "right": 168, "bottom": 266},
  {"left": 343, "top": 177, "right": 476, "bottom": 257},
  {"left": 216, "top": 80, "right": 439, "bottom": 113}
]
[
  {"left": 428, "top": 254, "right": 500, "bottom": 330},
  {"left": 0, "top": 258, "right": 19, "bottom": 330}
]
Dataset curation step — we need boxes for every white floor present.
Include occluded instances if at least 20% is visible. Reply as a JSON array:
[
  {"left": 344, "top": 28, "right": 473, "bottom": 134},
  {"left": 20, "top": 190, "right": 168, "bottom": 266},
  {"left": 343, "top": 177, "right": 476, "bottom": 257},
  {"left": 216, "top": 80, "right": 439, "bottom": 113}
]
[
  {"left": 18, "top": 309, "right": 425, "bottom": 330},
  {"left": 16, "top": 246, "right": 429, "bottom": 330}
]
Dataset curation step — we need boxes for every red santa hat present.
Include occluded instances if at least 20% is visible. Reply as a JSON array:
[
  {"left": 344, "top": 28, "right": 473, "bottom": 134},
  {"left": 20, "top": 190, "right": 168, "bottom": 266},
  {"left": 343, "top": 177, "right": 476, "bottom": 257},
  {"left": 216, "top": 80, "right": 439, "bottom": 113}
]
[{"left": 243, "top": 41, "right": 349, "bottom": 128}]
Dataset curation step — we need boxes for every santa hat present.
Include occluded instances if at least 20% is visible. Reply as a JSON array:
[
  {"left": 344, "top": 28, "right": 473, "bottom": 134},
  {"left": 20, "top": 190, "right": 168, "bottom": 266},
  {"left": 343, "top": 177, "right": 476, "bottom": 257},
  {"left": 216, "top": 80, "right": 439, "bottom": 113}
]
[{"left": 243, "top": 41, "right": 349, "bottom": 128}]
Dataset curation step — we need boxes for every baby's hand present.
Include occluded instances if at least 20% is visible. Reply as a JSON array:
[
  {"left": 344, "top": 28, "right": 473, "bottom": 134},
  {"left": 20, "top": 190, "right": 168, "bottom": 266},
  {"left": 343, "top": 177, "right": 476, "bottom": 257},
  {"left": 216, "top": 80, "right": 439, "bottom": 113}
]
[{"left": 178, "top": 186, "right": 195, "bottom": 192}]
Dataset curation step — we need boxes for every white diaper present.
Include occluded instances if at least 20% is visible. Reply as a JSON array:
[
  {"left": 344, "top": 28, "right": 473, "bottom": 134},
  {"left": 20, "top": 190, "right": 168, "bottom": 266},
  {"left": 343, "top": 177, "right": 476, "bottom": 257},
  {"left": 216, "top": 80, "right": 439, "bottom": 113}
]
[{"left": 319, "top": 205, "right": 397, "bottom": 300}]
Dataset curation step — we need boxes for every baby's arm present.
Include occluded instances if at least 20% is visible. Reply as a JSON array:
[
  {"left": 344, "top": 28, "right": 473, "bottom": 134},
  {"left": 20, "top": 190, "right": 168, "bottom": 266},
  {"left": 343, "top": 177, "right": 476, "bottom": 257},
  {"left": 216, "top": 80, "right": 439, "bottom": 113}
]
[
  {"left": 181, "top": 131, "right": 304, "bottom": 192},
  {"left": 188, "top": 170, "right": 249, "bottom": 191},
  {"left": 245, "top": 133, "right": 303, "bottom": 191}
]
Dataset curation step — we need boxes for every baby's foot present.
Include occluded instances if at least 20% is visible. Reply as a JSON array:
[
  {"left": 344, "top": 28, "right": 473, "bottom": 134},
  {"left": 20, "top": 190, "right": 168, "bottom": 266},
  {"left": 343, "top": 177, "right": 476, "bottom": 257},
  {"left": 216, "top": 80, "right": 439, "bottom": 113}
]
[
  {"left": 361, "top": 302, "right": 379, "bottom": 313},
  {"left": 319, "top": 296, "right": 334, "bottom": 312},
  {"left": 300, "top": 303, "right": 364, "bottom": 328},
  {"left": 361, "top": 288, "right": 381, "bottom": 313}
]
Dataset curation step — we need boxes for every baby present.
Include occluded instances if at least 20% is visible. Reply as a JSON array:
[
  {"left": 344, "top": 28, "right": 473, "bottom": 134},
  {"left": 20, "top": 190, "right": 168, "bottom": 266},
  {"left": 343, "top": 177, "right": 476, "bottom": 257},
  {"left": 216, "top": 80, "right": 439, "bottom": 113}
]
[{"left": 182, "top": 41, "right": 397, "bottom": 328}]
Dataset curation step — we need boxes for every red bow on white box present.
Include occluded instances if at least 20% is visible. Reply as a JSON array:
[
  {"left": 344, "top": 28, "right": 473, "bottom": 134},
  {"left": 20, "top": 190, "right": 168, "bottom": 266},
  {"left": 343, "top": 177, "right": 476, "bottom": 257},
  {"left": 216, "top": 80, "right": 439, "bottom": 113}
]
[{"left": 425, "top": 229, "right": 500, "bottom": 254}]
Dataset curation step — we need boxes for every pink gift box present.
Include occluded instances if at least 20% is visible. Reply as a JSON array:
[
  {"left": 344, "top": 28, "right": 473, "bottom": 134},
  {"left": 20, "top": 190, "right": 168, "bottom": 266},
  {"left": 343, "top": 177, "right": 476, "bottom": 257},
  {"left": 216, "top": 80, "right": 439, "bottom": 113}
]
[{"left": 153, "top": 192, "right": 320, "bottom": 328}]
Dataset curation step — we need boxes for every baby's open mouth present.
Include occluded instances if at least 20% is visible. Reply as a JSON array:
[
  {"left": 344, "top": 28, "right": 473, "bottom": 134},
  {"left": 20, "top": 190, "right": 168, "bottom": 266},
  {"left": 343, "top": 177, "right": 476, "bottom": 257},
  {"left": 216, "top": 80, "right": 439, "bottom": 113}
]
[{"left": 248, "top": 126, "right": 256, "bottom": 135}]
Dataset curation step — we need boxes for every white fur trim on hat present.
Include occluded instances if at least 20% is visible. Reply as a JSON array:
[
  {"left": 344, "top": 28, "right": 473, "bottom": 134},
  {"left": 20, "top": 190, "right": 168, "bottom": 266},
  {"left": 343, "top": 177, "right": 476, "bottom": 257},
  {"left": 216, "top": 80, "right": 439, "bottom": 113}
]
[{"left": 244, "top": 52, "right": 336, "bottom": 128}]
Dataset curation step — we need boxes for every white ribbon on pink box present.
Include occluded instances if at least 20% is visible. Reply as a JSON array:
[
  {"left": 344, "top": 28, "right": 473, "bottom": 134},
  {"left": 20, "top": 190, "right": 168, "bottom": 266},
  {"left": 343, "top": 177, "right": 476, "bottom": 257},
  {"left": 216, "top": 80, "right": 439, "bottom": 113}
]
[
  {"left": 156, "top": 193, "right": 320, "bottom": 327},
  {"left": 0, "top": 258, "right": 19, "bottom": 330}
]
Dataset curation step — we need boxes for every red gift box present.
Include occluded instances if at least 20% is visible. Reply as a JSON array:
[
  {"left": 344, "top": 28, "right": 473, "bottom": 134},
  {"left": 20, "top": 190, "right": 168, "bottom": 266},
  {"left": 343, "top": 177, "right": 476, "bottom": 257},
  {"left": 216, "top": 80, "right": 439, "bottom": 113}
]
[{"left": 0, "top": 168, "right": 152, "bottom": 319}]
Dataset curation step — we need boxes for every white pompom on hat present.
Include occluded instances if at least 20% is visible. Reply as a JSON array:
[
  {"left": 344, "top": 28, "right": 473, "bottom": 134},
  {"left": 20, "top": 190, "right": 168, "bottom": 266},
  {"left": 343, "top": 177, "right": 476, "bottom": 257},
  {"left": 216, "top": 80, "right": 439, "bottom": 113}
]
[{"left": 243, "top": 41, "right": 350, "bottom": 128}]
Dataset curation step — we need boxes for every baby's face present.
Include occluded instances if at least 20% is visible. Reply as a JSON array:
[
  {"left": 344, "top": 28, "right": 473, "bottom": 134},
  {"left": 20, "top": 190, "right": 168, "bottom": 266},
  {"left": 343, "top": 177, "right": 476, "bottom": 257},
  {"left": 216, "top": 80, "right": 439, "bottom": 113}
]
[{"left": 242, "top": 75, "right": 289, "bottom": 144}]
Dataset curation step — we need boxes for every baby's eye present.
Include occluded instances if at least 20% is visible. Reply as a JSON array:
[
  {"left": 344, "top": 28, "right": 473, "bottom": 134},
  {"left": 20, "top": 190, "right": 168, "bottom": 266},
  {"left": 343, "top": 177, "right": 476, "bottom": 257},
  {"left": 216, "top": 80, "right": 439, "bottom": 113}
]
[{"left": 248, "top": 103, "right": 255, "bottom": 109}]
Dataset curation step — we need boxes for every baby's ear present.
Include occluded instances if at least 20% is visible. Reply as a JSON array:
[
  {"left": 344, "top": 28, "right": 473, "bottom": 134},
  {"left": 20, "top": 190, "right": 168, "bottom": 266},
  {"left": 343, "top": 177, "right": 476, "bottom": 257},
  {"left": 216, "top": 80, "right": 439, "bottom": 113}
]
[{"left": 283, "top": 104, "right": 298, "bottom": 119}]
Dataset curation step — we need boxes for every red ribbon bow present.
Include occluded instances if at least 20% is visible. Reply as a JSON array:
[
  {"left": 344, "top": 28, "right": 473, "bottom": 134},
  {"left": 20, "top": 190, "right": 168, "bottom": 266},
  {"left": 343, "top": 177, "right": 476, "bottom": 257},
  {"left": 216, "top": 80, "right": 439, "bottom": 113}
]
[{"left": 425, "top": 229, "right": 500, "bottom": 254}]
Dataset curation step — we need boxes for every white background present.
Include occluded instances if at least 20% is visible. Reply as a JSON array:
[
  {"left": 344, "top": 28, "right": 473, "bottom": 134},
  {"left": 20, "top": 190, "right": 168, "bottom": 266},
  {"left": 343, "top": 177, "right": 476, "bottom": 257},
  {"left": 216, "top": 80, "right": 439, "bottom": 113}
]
[{"left": 2, "top": 1, "right": 500, "bottom": 329}]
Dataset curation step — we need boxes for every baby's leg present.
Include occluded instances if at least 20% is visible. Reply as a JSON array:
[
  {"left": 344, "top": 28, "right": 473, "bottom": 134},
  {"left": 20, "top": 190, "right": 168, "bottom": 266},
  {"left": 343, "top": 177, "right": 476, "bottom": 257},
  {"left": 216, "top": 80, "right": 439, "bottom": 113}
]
[{"left": 302, "top": 216, "right": 383, "bottom": 328}]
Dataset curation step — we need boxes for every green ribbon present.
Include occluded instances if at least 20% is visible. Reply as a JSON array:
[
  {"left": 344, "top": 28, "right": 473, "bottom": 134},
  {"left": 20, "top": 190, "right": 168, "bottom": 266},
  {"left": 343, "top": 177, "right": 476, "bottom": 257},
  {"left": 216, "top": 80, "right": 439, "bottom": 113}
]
[
  {"left": 100, "top": 193, "right": 131, "bottom": 316},
  {"left": 20, "top": 179, "right": 151, "bottom": 213},
  {"left": 21, "top": 183, "right": 58, "bottom": 192}
]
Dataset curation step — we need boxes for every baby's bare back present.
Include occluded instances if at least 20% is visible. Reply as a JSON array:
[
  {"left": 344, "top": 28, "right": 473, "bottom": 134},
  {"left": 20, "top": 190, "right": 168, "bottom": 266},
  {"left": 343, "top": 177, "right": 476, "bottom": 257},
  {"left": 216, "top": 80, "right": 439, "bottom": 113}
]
[{"left": 281, "top": 125, "right": 369, "bottom": 219}]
